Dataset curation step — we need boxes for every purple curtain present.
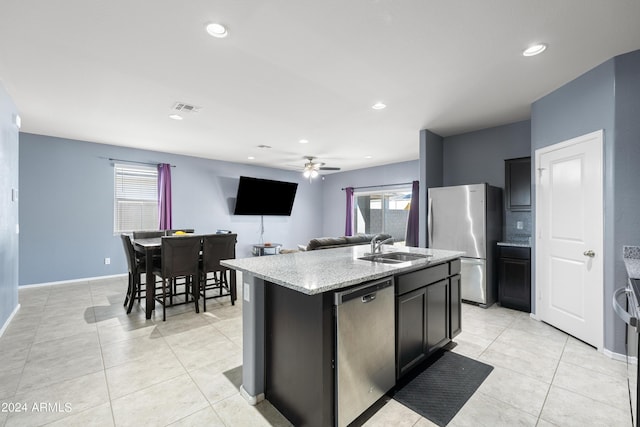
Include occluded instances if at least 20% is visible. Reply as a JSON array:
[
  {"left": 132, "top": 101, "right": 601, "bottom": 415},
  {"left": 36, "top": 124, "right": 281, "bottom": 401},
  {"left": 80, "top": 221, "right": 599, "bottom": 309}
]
[
  {"left": 158, "top": 163, "right": 172, "bottom": 230},
  {"left": 405, "top": 180, "right": 419, "bottom": 247},
  {"left": 345, "top": 187, "right": 354, "bottom": 236}
]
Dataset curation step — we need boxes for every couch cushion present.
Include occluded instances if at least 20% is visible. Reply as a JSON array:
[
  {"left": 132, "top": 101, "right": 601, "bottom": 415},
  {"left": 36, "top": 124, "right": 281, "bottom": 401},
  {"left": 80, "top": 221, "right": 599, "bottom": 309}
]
[
  {"left": 306, "top": 237, "right": 348, "bottom": 251},
  {"left": 344, "top": 235, "right": 369, "bottom": 245},
  {"left": 306, "top": 234, "right": 394, "bottom": 251}
]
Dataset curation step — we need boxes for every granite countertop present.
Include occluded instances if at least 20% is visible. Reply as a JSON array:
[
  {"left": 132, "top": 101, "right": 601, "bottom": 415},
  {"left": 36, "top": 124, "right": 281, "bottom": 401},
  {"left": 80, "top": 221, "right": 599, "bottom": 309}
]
[
  {"left": 623, "top": 246, "right": 640, "bottom": 279},
  {"left": 221, "top": 245, "right": 465, "bottom": 295},
  {"left": 497, "top": 241, "right": 531, "bottom": 248}
]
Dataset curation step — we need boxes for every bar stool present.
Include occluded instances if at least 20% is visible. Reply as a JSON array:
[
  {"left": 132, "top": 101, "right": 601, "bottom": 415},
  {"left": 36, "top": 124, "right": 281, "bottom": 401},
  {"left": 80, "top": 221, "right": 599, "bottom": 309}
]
[
  {"left": 153, "top": 235, "right": 202, "bottom": 320},
  {"left": 200, "top": 233, "right": 237, "bottom": 311}
]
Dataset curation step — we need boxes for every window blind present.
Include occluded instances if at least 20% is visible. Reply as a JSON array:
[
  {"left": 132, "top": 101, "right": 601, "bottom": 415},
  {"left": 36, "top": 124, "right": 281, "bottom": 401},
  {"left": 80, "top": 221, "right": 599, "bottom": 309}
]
[{"left": 114, "top": 164, "right": 158, "bottom": 232}]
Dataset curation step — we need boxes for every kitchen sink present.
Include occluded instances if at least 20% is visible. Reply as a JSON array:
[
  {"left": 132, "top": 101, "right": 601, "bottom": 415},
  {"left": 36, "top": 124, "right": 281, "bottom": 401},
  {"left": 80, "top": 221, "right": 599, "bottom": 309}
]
[{"left": 359, "top": 252, "right": 432, "bottom": 264}]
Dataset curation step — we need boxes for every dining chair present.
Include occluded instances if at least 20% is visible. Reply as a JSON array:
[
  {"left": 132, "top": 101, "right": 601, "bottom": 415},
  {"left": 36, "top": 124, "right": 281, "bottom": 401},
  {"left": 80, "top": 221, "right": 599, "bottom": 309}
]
[
  {"left": 120, "top": 233, "right": 146, "bottom": 314},
  {"left": 133, "top": 230, "right": 165, "bottom": 239},
  {"left": 200, "top": 233, "right": 237, "bottom": 311},
  {"left": 153, "top": 235, "right": 202, "bottom": 320}
]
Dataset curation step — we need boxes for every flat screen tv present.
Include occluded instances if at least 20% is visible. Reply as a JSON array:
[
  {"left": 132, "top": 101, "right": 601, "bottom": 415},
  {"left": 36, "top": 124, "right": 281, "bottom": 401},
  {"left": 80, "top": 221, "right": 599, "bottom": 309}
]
[{"left": 233, "top": 176, "right": 298, "bottom": 216}]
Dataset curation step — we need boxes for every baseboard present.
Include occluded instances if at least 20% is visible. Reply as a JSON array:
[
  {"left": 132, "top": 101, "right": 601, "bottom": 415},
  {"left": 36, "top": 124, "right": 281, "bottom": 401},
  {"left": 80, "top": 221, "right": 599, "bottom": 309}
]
[
  {"left": 20, "top": 273, "right": 127, "bottom": 288},
  {"left": 0, "top": 303, "right": 21, "bottom": 338},
  {"left": 603, "top": 348, "right": 635, "bottom": 364},
  {"left": 240, "top": 385, "right": 265, "bottom": 406},
  {"left": 528, "top": 312, "right": 628, "bottom": 362}
]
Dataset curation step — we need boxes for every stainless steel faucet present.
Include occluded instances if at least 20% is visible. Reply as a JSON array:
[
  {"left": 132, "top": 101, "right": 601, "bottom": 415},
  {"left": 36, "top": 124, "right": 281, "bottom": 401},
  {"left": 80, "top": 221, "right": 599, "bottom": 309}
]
[{"left": 370, "top": 234, "right": 395, "bottom": 254}]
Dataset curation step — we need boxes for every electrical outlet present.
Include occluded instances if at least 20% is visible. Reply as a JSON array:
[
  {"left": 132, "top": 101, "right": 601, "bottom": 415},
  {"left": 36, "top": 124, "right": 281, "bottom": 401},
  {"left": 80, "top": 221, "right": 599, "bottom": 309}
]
[
  {"left": 244, "top": 282, "right": 251, "bottom": 302},
  {"left": 104, "top": 257, "right": 111, "bottom": 265},
  {"left": 516, "top": 221, "right": 524, "bottom": 230}
]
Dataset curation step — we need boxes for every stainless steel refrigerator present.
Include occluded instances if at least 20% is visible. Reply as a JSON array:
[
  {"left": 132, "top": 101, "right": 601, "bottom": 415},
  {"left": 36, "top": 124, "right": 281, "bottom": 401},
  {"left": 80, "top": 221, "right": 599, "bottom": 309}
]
[{"left": 428, "top": 183, "right": 502, "bottom": 307}]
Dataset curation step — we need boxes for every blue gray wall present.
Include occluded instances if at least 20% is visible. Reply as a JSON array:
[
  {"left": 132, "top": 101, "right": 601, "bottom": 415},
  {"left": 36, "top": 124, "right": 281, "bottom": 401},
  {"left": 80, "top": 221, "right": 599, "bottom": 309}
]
[
  {"left": 443, "top": 120, "right": 531, "bottom": 188},
  {"left": 614, "top": 54, "right": 640, "bottom": 336},
  {"left": 531, "top": 57, "right": 620, "bottom": 352},
  {"left": 419, "top": 130, "right": 444, "bottom": 247},
  {"left": 442, "top": 120, "right": 532, "bottom": 244},
  {"left": 611, "top": 51, "right": 640, "bottom": 354},
  {"left": 419, "top": 123, "right": 532, "bottom": 247},
  {"left": 0, "top": 83, "right": 19, "bottom": 331},
  {"left": 19, "top": 133, "right": 324, "bottom": 285},
  {"left": 321, "top": 160, "right": 419, "bottom": 237}
]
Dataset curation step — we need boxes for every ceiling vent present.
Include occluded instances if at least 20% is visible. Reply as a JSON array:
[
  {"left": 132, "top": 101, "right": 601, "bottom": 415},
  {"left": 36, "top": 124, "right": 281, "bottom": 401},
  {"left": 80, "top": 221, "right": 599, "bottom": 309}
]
[{"left": 172, "top": 102, "right": 201, "bottom": 113}]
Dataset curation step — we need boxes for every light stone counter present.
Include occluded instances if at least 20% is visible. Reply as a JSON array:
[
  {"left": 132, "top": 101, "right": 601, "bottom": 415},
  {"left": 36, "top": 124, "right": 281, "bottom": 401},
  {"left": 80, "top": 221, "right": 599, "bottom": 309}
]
[{"left": 222, "top": 245, "right": 464, "bottom": 295}]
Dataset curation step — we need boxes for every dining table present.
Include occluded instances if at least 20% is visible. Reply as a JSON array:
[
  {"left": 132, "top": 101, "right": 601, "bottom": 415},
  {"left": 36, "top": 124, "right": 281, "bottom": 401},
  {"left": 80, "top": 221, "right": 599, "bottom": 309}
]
[{"left": 131, "top": 235, "right": 237, "bottom": 319}]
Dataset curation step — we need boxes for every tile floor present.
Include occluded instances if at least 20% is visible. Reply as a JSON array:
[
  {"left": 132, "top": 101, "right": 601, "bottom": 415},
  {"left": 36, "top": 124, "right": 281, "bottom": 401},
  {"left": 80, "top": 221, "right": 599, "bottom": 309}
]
[{"left": 0, "top": 275, "right": 630, "bottom": 426}]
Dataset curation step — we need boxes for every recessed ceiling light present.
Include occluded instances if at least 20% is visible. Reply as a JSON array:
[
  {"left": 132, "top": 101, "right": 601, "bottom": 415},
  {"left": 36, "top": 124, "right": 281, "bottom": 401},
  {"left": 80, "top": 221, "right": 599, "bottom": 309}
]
[
  {"left": 206, "top": 23, "right": 228, "bottom": 38},
  {"left": 169, "top": 114, "right": 183, "bottom": 120},
  {"left": 372, "top": 102, "right": 386, "bottom": 110},
  {"left": 523, "top": 43, "right": 547, "bottom": 57},
  {"left": 299, "top": 139, "right": 309, "bottom": 144},
  {"left": 364, "top": 155, "right": 373, "bottom": 159},
  {"left": 247, "top": 156, "right": 255, "bottom": 160}
]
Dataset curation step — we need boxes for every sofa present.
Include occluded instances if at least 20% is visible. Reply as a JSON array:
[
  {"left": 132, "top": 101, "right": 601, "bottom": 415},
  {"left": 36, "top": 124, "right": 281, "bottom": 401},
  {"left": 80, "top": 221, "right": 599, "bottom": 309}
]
[{"left": 305, "top": 233, "right": 393, "bottom": 251}]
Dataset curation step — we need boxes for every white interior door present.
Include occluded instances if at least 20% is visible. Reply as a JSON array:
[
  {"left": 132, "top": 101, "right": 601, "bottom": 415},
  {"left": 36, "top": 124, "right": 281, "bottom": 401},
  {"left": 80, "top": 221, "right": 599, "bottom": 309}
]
[{"left": 535, "top": 130, "right": 603, "bottom": 349}]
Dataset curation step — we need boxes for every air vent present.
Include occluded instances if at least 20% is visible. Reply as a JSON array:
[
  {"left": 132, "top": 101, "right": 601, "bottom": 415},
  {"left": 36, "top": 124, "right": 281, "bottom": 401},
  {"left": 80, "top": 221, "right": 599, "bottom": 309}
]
[{"left": 172, "top": 102, "right": 202, "bottom": 113}]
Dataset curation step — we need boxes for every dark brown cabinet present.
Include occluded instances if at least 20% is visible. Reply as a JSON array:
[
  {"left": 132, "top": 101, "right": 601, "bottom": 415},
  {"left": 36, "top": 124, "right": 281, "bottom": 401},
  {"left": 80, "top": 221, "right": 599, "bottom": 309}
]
[
  {"left": 396, "top": 286, "right": 427, "bottom": 378},
  {"left": 505, "top": 157, "right": 531, "bottom": 211},
  {"left": 426, "top": 279, "right": 449, "bottom": 354},
  {"left": 395, "top": 259, "right": 461, "bottom": 379},
  {"left": 498, "top": 246, "right": 531, "bottom": 312}
]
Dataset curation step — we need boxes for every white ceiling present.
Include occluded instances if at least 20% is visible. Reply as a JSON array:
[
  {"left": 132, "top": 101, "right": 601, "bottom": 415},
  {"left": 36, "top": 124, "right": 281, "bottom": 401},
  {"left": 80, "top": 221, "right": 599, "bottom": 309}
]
[{"left": 1, "top": 1, "right": 639, "bottom": 173}]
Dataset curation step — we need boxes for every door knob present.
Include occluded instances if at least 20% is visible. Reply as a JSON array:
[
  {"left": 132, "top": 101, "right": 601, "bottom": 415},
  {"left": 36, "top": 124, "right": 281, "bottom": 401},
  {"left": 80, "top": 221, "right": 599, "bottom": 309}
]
[{"left": 583, "top": 250, "right": 595, "bottom": 258}]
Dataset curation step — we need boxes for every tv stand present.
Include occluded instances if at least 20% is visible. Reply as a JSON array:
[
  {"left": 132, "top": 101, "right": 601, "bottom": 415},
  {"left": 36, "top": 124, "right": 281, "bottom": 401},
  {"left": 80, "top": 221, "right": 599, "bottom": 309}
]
[{"left": 252, "top": 243, "right": 282, "bottom": 256}]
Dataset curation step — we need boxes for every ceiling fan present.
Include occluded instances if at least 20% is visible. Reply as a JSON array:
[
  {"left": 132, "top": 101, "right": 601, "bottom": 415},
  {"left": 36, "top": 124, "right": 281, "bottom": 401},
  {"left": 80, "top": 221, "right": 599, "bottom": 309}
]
[{"left": 302, "top": 156, "right": 341, "bottom": 179}]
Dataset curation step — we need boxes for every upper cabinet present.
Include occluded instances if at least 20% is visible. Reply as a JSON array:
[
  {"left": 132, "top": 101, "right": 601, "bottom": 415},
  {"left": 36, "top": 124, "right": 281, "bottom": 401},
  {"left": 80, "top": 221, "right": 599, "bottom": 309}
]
[{"left": 505, "top": 157, "right": 531, "bottom": 211}]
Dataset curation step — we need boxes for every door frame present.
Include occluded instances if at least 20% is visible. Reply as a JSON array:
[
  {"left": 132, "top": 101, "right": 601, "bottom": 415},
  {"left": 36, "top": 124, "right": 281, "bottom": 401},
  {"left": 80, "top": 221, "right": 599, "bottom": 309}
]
[{"left": 534, "top": 129, "right": 604, "bottom": 351}]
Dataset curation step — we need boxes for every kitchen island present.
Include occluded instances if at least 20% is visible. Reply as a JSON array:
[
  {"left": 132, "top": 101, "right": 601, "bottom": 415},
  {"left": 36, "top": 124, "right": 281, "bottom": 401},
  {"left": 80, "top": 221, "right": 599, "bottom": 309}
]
[{"left": 222, "top": 244, "right": 463, "bottom": 426}]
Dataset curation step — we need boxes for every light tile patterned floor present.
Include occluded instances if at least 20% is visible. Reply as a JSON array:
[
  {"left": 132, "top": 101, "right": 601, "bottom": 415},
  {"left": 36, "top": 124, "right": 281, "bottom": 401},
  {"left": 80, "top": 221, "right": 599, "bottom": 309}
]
[{"left": 0, "top": 275, "right": 630, "bottom": 426}]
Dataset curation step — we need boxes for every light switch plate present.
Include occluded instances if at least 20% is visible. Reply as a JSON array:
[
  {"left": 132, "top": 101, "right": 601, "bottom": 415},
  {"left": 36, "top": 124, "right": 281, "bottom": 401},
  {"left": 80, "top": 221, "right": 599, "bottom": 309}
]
[
  {"left": 12, "top": 188, "right": 18, "bottom": 202},
  {"left": 516, "top": 221, "right": 524, "bottom": 230}
]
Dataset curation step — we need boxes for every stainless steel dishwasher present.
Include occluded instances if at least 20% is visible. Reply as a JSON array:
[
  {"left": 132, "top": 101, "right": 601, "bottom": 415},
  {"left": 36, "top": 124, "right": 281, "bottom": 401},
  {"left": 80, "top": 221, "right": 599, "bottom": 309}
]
[{"left": 334, "top": 277, "right": 395, "bottom": 427}]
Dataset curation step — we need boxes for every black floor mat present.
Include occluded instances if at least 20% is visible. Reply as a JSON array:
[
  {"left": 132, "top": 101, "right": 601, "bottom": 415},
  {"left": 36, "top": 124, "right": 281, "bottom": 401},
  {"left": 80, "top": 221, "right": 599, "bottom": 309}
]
[{"left": 392, "top": 351, "right": 493, "bottom": 426}]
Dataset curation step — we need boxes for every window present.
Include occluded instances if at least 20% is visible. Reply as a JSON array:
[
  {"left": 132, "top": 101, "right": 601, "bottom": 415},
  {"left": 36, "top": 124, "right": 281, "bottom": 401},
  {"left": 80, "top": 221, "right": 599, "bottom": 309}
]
[
  {"left": 114, "top": 164, "right": 158, "bottom": 233},
  {"left": 354, "top": 187, "right": 412, "bottom": 244}
]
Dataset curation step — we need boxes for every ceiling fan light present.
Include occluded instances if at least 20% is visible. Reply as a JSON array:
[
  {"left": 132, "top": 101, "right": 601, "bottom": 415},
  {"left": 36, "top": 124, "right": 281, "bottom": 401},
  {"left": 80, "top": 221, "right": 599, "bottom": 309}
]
[
  {"left": 303, "top": 169, "right": 311, "bottom": 178},
  {"left": 311, "top": 170, "right": 319, "bottom": 178}
]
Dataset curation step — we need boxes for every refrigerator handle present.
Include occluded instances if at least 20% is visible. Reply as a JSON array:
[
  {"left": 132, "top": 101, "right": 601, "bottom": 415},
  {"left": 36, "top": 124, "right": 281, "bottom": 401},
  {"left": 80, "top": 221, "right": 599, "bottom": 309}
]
[{"left": 427, "top": 196, "right": 433, "bottom": 248}]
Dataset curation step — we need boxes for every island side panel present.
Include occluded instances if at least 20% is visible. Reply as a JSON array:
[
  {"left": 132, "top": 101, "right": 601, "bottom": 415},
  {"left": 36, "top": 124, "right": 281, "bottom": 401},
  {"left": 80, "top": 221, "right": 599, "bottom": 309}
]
[
  {"left": 241, "top": 274, "right": 266, "bottom": 403},
  {"left": 265, "top": 281, "right": 334, "bottom": 427}
]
